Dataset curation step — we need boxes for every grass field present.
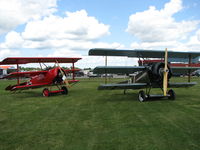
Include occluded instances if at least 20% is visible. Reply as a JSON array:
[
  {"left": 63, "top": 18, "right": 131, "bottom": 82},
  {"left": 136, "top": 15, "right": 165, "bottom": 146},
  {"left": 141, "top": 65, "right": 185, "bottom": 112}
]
[{"left": 0, "top": 77, "right": 200, "bottom": 150}]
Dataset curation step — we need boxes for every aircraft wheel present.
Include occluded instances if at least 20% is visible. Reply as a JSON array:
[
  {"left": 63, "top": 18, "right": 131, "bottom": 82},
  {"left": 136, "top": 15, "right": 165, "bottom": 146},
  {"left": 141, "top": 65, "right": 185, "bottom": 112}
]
[
  {"left": 138, "top": 90, "right": 146, "bottom": 102},
  {"left": 167, "top": 89, "right": 176, "bottom": 100},
  {"left": 61, "top": 86, "right": 68, "bottom": 95},
  {"left": 43, "top": 88, "right": 50, "bottom": 97}
]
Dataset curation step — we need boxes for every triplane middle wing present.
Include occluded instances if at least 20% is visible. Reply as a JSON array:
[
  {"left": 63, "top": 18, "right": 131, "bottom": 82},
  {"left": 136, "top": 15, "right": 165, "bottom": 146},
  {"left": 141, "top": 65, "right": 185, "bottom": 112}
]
[{"left": 89, "top": 48, "right": 200, "bottom": 101}]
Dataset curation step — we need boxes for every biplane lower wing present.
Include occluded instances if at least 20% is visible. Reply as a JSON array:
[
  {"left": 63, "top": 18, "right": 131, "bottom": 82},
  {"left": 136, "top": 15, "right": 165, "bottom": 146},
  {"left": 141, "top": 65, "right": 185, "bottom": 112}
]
[
  {"left": 93, "top": 66, "right": 146, "bottom": 74},
  {"left": 98, "top": 82, "right": 196, "bottom": 90}
]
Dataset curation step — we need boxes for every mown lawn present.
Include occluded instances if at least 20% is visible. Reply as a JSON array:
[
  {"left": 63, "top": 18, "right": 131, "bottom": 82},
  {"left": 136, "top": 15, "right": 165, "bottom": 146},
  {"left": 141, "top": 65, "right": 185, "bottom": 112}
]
[{"left": 0, "top": 77, "right": 200, "bottom": 150}]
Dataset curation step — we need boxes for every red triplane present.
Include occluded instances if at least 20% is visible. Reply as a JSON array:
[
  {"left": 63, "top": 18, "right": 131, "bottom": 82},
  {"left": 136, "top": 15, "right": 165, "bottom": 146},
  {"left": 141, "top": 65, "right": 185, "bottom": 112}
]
[{"left": 0, "top": 57, "right": 81, "bottom": 97}]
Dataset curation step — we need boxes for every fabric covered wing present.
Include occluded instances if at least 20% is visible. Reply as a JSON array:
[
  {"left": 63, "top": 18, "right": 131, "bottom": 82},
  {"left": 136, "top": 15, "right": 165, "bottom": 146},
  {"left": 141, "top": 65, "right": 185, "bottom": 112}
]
[
  {"left": 93, "top": 66, "right": 146, "bottom": 74},
  {"left": 89, "top": 48, "right": 200, "bottom": 59},
  {"left": 2, "top": 71, "right": 48, "bottom": 79},
  {"left": 171, "top": 67, "right": 200, "bottom": 74},
  {"left": 65, "top": 69, "right": 80, "bottom": 73},
  {"left": 89, "top": 48, "right": 136, "bottom": 57},
  {"left": 98, "top": 83, "right": 147, "bottom": 90},
  {"left": 0, "top": 57, "right": 81, "bottom": 65},
  {"left": 168, "top": 82, "right": 197, "bottom": 88}
]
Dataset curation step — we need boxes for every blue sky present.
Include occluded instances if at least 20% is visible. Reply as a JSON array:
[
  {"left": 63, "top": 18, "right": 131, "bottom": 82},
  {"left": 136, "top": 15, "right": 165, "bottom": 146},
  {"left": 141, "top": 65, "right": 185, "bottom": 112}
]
[{"left": 0, "top": 0, "right": 200, "bottom": 68}]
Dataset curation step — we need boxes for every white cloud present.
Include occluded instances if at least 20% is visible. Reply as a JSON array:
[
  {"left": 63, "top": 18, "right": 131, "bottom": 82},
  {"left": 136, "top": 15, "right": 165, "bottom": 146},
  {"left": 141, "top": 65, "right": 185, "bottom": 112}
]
[
  {"left": 0, "top": 49, "right": 20, "bottom": 59},
  {"left": 126, "top": 0, "right": 199, "bottom": 43},
  {"left": 185, "top": 29, "right": 200, "bottom": 51},
  {"left": 1, "top": 9, "right": 120, "bottom": 53},
  {"left": 0, "top": 0, "right": 57, "bottom": 34},
  {"left": 22, "top": 10, "right": 110, "bottom": 42},
  {"left": 0, "top": 9, "right": 124, "bottom": 68},
  {"left": 0, "top": 31, "right": 24, "bottom": 49}
]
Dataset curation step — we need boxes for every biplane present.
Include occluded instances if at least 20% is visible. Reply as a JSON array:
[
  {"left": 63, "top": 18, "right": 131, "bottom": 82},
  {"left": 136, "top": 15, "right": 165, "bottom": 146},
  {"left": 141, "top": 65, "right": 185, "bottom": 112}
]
[
  {"left": 0, "top": 57, "right": 81, "bottom": 97},
  {"left": 89, "top": 48, "right": 200, "bottom": 101}
]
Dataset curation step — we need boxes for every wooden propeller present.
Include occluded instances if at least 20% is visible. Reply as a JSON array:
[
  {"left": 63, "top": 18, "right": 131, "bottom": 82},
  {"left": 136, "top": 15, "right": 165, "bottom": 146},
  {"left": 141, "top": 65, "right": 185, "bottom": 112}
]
[
  {"left": 163, "top": 48, "right": 168, "bottom": 96},
  {"left": 56, "top": 61, "right": 70, "bottom": 88}
]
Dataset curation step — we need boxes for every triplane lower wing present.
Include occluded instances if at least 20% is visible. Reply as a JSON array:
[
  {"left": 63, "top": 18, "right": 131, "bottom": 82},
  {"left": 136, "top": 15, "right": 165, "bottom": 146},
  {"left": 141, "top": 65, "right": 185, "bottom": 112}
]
[
  {"left": 0, "top": 57, "right": 81, "bottom": 97},
  {"left": 89, "top": 48, "right": 200, "bottom": 101}
]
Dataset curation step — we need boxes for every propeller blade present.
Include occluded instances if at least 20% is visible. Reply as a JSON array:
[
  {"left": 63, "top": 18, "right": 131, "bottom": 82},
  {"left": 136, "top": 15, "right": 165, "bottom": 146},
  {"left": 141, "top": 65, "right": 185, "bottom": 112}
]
[
  {"left": 163, "top": 48, "right": 168, "bottom": 96},
  {"left": 56, "top": 61, "right": 70, "bottom": 88}
]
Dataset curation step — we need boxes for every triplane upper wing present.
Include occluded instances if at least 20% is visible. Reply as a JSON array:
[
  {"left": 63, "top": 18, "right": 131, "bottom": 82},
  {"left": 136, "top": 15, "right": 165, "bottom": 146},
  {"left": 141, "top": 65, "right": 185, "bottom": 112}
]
[
  {"left": 89, "top": 48, "right": 200, "bottom": 101},
  {"left": 89, "top": 48, "right": 200, "bottom": 59},
  {"left": 0, "top": 57, "right": 81, "bottom": 65},
  {"left": 0, "top": 57, "right": 82, "bottom": 97}
]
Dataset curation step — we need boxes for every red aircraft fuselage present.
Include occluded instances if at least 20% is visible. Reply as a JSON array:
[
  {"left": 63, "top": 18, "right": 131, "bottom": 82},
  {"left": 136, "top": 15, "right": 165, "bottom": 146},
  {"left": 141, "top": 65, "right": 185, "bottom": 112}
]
[{"left": 5, "top": 67, "right": 78, "bottom": 91}]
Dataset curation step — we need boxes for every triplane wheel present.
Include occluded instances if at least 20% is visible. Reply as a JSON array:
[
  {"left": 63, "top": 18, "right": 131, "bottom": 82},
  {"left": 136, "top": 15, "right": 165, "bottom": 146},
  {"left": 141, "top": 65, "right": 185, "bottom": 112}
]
[
  {"left": 138, "top": 90, "right": 146, "bottom": 102},
  {"left": 43, "top": 88, "right": 50, "bottom": 97},
  {"left": 61, "top": 86, "right": 68, "bottom": 95},
  {"left": 167, "top": 89, "right": 176, "bottom": 100}
]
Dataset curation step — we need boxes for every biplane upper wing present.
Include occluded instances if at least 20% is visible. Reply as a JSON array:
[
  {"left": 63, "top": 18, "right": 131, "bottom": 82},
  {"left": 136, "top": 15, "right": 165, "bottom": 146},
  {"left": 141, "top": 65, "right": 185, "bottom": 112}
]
[
  {"left": 2, "top": 71, "right": 48, "bottom": 79},
  {"left": 89, "top": 48, "right": 200, "bottom": 59},
  {"left": 93, "top": 66, "right": 145, "bottom": 74},
  {"left": 0, "top": 57, "right": 82, "bottom": 65}
]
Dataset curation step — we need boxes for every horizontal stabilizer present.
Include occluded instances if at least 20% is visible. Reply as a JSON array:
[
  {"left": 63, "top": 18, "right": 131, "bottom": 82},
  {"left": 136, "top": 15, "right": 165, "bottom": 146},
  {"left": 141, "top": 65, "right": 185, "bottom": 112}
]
[
  {"left": 98, "top": 83, "right": 147, "bottom": 90},
  {"left": 168, "top": 82, "right": 197, "bottom": 88},
  {"left": 93, "top": 66, "right": 145, "bottom": 74}
]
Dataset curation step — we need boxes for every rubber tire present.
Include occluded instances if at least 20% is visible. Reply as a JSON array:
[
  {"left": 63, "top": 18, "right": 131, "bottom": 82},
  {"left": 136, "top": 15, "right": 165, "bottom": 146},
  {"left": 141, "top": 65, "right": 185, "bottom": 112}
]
[
  {"left": 168, "top": 89, "right": 176, "bottom": 100},
  {"left": 138, "top": 90, "right": 146, "bottom": 102},
  {"left": 43, "top": 88, "right": 50, "bottom": 97},
  {"left": 61, "top": 86, "right": 68, "bottom": 95}
]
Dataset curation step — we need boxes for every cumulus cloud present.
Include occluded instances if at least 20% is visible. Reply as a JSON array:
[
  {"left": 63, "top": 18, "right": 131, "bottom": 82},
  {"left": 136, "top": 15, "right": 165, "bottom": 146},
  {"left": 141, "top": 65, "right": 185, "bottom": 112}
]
[
  {"left": 22, "top": 10, "right": 110, "bottom": 43},
  {"left": 0, "top": 0, "right": 57, "bottom": 34},
  {"left": 126, "top": 0, "right": 199, "bottom": 43},
  {"left": 1, "top": 9, "right": 116, "bottom": 52},
  {"left": 0, "top": 31, "right": 24, "bottom": 49},
  {"left": 0, "top": 9, "right": 124, "bottom": 66},
  {"left": 0, "top": 49, "right": 20, "bottom": 60},
  {"left": 185, "top": 29, "right": 200, "bottom": 50}
]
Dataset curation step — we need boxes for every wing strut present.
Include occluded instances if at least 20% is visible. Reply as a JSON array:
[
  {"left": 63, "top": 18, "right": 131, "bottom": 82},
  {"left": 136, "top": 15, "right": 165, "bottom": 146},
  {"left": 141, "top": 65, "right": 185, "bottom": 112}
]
[
  {"left": 72, "top": 61, "right": 75, "bottom": 80},
  {"left": 188, "top": 54, "right": 191, "bottom": 82},
  {"left": 105, "top": 56, "right": 108, "bottom": 84},
  {"left": 16, "top": 63, "right": 20, "bottom": 85}
]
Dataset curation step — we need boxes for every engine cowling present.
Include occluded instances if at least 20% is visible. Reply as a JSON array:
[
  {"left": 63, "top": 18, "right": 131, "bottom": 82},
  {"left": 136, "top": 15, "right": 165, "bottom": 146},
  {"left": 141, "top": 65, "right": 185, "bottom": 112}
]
[{"left": 149, "top": 62, "right": 172, "bottom": 83}]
